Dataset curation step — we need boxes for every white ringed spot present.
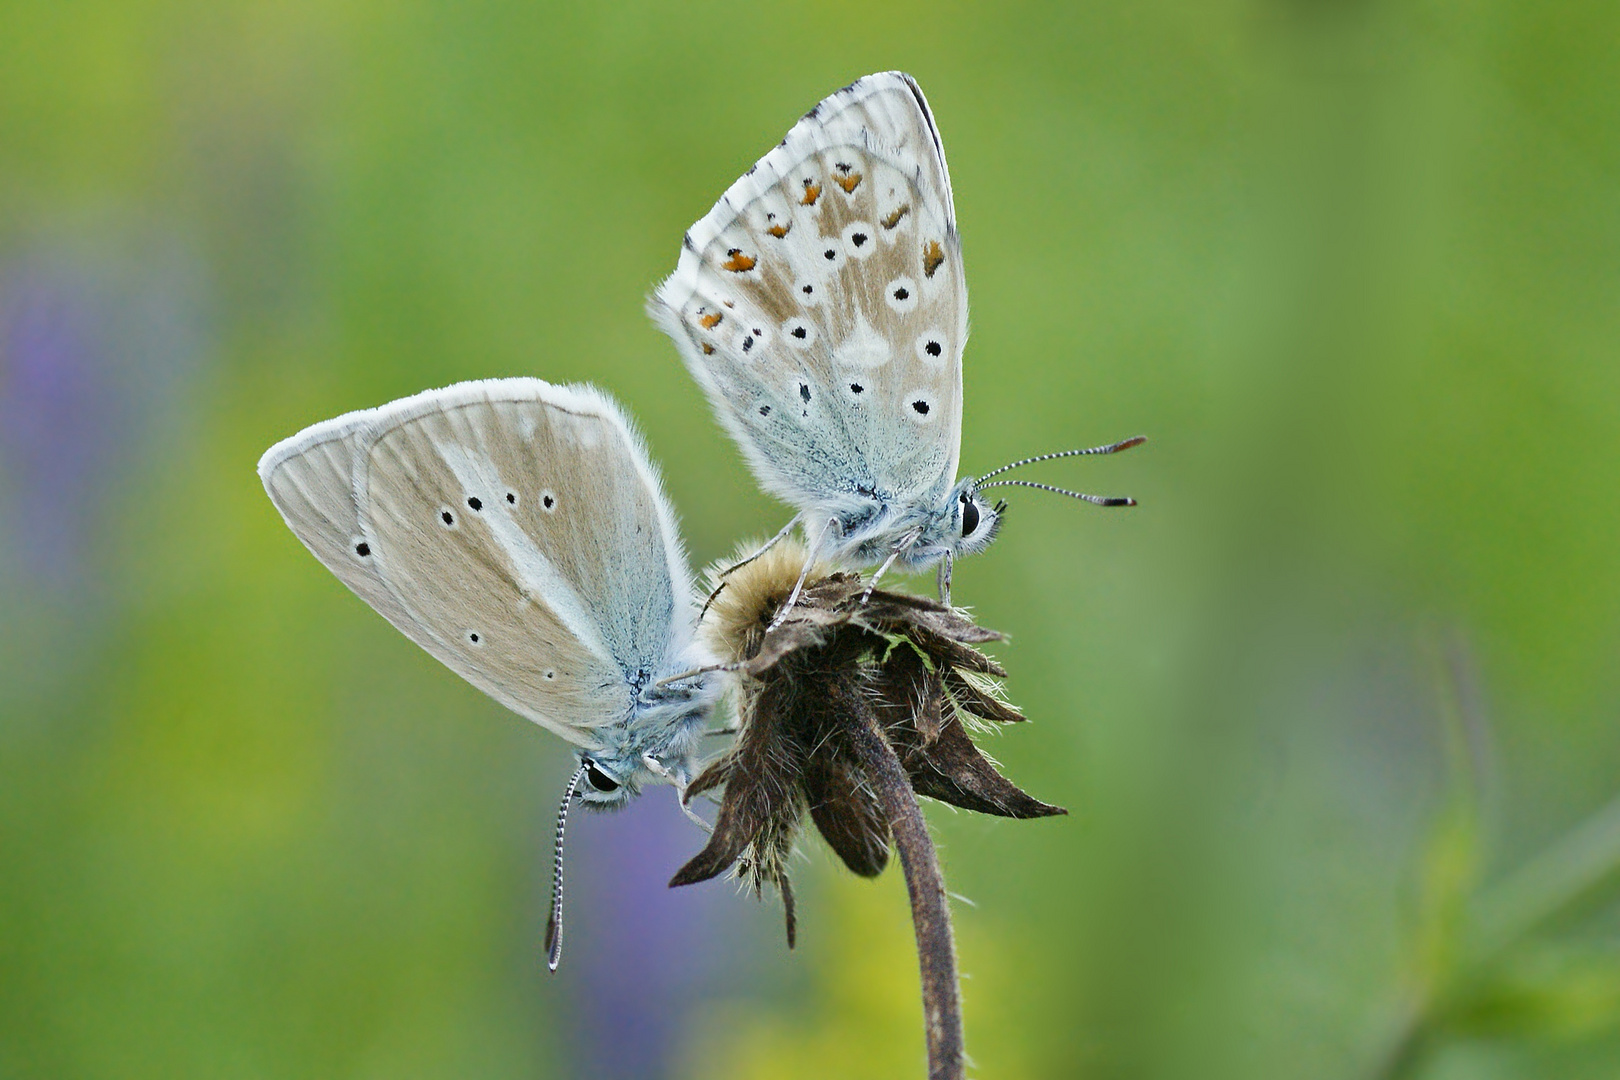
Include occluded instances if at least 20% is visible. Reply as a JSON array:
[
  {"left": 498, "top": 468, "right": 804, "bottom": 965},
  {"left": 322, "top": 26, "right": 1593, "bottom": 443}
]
[
  {"left": 885, "top": 276, "right": 919, "bottom": 315},
  {"left": 903, "top": 390, "right": 939, "bottom": 425},
  {"left": 841, "top": 221, "right": 877, "bottom": 260},
  {"left": 915, "top": 332, "right": 948, "bottom": 369}
]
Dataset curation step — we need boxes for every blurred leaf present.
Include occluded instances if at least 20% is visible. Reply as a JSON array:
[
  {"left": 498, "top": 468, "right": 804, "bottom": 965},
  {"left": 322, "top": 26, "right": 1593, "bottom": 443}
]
[
  {"left": 1472, "top": 794, "right": 1620, "bottom": 960},
  {"left": 1446, "top": 944, "right": 1620, "bottom": 1043}
]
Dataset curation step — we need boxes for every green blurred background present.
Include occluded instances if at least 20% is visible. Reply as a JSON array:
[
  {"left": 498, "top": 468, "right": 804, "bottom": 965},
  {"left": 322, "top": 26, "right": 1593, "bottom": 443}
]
[{"left": 3, "top": 1, "right": 1618, "bottom": 1077}]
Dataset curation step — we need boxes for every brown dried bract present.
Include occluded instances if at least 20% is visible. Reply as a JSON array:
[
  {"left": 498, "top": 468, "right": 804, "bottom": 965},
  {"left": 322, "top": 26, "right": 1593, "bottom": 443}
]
[{"left": 669, "top": 544, "right": 1064, "bottom": 944}]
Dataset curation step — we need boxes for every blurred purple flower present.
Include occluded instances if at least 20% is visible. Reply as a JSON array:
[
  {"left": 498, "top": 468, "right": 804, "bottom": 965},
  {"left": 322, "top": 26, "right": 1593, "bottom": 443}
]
[
  {"left": 0, "top": 235, "right": 205, "bottom": 705},
  {"left": 0, "top": 238, "right": 203, "bottom": 589},
  {"left": 565, "top": 797, "right": 728, "bottom": 1080},
  {"left": 0, "top": 265, "right": 121, "bottom": 585}
]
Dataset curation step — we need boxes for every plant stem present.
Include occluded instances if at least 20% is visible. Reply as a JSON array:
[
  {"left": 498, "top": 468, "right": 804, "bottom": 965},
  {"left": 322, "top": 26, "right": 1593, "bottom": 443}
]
[{"left": 846, "top": 703, "right": 965, "bottom": 1080}]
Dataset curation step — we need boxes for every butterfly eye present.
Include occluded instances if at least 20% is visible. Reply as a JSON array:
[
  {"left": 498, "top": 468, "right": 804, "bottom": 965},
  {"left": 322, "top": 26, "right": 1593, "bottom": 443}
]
[
  {"left": 584, "top": 763, "right": 620, "bottom": 794},
  {"left": 960, "top": 496, "right": 981, "bottom": 537}
]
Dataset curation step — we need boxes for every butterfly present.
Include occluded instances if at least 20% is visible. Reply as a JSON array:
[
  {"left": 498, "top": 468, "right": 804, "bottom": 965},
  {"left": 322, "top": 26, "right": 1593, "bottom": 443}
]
[
  {"left": 649, "top": 71, "right": 1141, "bottom": 610},
  {"left": 257, "top": 378, "right": 722, "bottom": 969}
]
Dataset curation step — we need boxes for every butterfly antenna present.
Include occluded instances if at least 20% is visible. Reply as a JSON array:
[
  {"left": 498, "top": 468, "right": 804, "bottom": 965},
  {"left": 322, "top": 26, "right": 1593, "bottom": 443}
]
[
  {"left": 974, "top": 435, "right": 1146, "bottom": 484},
  {"left": 976, "top": 479, "right": 1137, "bottom": 507},
  {"left": 544, "top": 762, "right": 588, "bottom": 972}
]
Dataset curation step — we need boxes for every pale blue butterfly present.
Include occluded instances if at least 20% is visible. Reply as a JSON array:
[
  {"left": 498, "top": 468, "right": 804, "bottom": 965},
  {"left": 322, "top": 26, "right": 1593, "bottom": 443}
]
[
  {"left": 650, "top": 71, "right": 1141, "bottom": 613},
  {"left": 257, "top": 378, "right": 720, "bottom": 969}
]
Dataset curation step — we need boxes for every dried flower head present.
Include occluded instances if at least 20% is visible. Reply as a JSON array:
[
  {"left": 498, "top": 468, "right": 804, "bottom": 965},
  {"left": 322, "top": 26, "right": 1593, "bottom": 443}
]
[{"left": 669, "top": 541, "right": 1065, "bottom": 943}]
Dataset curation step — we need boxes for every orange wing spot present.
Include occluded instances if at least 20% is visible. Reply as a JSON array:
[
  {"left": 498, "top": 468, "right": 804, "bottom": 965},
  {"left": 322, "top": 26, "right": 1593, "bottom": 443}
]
[
  {"left": 800, "top": 180, "right": 821, "bottom": 206},
  {"left": 701, "top": 343, "right": 715, "bottom": 355},
  {"left": 922, "top": 240, "right": 945, "bottom": 278},
  {"left": 699, "top": 311, "right": 724, "bottom": 329},
  {"left": 721, "top": 249, "right": 757, "bottom": 273},
  {"left": 882, "top": 204, "right": 911, "bottom": 229},
  {"left": 834, "top": 171, "right": 863, "bottom": 194},
  {"left": 766, "top": 222, "right": 791, "bottom": 238}
]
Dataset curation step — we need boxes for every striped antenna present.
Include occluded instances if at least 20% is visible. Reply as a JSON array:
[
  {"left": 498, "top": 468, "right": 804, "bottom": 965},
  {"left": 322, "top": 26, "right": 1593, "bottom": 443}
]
[
  {"left": 975, "top": 479, "right": 1136, "bottom": 507},
  {"left": 974, "top": 435, "right": 1146, "bottom": 484},
  {"left": 544, "top": 762, "right": 588, "bottom": 972}
]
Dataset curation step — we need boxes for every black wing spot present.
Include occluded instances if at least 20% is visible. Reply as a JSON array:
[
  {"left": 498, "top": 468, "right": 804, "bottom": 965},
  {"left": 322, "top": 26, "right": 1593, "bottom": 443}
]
[
  {"left": 354, "top": 542, "right": 370, "bottom": 557},
  {"left": 912, "top": 400, "right": 930, "bottom": 415},
  {"left": 823, "top": 248, "right": 837, "bottom": 260},
  {"left": 851, "top": 232, "right": 868, "bottom": 247},
  {"left": 467, "top": 496, "right": 482, "bottom": 511},
  {"left": 849, "top": 383, "right": 864, "bottom": 394},
  {"left": 742, "top": 335, "right": 754, "bottom": 352},
  {"left": 893, "top": 286, "right": 910, "bottom": 301},
  {"left": 801, "top": 284, "right": 814, "bottom": 295},
  {"left": 468, "top": 632, "right": 481, "bottom": 644},
  {"left": 542, "top": 494, "right": 556, "bottom": 510},
  {"left": 792, "top": 326, "right": 807, "bottom": 339},
  {"left": 759, "top": 405, "right": 771, "bottom": 416},
  {"left": 440, "top": 510, "right": 454, "bottom": 526},
  {"left": 799, "top": 383, "right": 812, "bottom": 403},
  {"left": 926, "top": 340, "right": 942, "bottom": 357},
  {"left": 505, "top": 491, "right": 517, "bottom": 504}
]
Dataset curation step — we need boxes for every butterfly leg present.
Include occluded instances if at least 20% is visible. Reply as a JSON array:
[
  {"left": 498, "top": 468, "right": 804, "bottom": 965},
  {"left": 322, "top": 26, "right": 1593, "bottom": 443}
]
[
  {"left": 675, "top": 791, "right": 714, "bottom": 833},
  {"left": 767, "top": 515, "right": 840, "bottom": 631},
  {"left": 715, "top": 514, "right": 802, "bottom": 581},
  {"left": 859, "top": 528, "right": 924, "bottom": 605},
  {"left": 937, "top": 551, "right": 955, "bottom": 605},
  {"left": 641, "top": 754, "right": 716, "bottom": 833},
  {"left": 653, "top": 660, "right": 743, "bottom": 689},
  {"left": 698, "top": 514, "right": 803, "bottom": 622}
]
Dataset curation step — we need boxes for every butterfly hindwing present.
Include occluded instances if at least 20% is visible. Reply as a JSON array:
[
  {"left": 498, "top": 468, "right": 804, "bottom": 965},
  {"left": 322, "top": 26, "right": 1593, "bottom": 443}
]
[
  {"left": 652, "top": 71, "right": 968, "bottom": 514},
  {"left": 260, "top": 379, "right": 694, "bottom": 748}
]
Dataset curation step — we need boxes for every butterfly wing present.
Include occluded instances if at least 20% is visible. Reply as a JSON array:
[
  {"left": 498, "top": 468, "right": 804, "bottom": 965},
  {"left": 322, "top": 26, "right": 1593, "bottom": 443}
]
[
  {"left": 651, "top": 71, "right": 967, "bottom": 517},
  {"left": 258, "top": 378, "right": 696, "bottom": 749}
]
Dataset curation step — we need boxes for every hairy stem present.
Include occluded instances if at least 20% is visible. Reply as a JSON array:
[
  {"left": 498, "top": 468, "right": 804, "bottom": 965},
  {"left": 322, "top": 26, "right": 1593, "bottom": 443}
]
[{"left": 844, "top": 699, "right": 964, "bottom": 1080}]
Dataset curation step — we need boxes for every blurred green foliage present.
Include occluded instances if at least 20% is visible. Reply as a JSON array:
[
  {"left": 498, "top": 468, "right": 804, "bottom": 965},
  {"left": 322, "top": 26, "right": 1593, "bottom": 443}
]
[{"left": 3, "top": 0, "right": 1619, "bottom": 1077}]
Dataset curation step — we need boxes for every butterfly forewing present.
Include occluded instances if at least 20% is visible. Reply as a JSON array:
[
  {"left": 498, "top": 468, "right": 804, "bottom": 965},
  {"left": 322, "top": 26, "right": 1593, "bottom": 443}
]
[
  {"left": 653, "top": 72, "right": 968, "bottom": 513},
  {"left": 260, "top": 379, "right": 693, "bottom": 748},
  {"left": 259, "top": 411, "right": 441, "bottom": 653}
]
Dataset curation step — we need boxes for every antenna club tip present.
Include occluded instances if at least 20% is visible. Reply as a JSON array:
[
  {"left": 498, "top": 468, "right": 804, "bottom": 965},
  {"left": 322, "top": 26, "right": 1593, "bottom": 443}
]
[
  {"left": 1119, "top": 435, "right": 1148, "bottom": 450},
  {"left": 545, "top": 917, "right": 561, "bottom": 971}
]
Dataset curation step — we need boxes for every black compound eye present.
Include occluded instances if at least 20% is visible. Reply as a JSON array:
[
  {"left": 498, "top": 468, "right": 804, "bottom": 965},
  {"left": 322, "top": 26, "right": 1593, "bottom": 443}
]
[
  {"left": 960, "top": 496, "right": 981, "bottom": 537},
  {"left": 584, "top": 763, "right": 620, "bottom": 793}
]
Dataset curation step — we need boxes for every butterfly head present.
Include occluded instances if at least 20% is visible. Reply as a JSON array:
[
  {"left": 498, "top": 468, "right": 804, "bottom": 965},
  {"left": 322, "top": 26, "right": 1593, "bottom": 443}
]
[
  {"left": 942, "top": 477, "right": 1006, "bottom": 560},
  {"left": 575, "top": 676, "right": 714, "bottom": 807},
  {"left": 572, "top": 746, "right": 695, "bottom": 808},
  {"left": 887, "top": 480, "right": 1005, "bottom": 569}
]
